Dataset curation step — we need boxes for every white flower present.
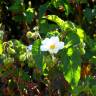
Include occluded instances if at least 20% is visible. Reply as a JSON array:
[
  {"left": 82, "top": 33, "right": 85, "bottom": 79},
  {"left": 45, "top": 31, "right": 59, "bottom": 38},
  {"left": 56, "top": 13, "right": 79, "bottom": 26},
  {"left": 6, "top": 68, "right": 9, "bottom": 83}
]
[
  {"left": 40, "top": 36, "right": 64, "bottom": 54},
  {"left": 26, "top": 45, "right": 32, "bottom": 51}
]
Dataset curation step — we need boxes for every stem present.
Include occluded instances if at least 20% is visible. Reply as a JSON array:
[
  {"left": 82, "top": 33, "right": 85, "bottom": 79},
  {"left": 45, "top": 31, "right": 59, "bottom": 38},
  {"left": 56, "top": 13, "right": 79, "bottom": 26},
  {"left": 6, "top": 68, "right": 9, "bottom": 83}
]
[
  {"left": 51, "top": 54, "right": 55, "bottom": 62},
  {"left": 17, "top": 71, "right": 22, "bottom": 95}
]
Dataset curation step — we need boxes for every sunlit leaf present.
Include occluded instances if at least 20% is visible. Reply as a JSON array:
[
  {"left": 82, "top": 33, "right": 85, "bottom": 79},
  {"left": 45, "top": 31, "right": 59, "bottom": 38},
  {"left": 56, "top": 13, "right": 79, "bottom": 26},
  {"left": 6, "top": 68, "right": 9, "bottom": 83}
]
[
  {"left": 44, "top": 15, "right": 65, "bottom": 30},
  {"left": 67, "top": 48, "right": 73, "bottom": 56},
  {"left": 59, "top": 48, "right": 81, "bottom": 88},
  {"left": 25, "top": 8, "right": 35, "bottom": 23},
  {"left": 65, "top": 31, "right": 80, "bottom": 47},
  {"left": 45, "top": 15, "right": 76, "bottom": 32},
  {"left": 0, "top": 40, "right": 3, "bottom": 55},
  {"left": 64, "top": 3, "right": 72, "bottom": 16},
  {"left": 76, "top": 28, "right": 84, "bottom": 42}
]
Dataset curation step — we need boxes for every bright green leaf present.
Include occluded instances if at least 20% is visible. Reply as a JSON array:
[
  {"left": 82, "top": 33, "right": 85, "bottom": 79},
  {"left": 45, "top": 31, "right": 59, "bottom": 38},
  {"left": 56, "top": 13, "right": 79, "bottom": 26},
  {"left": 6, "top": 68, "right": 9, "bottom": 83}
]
[
  {"left": 0, "top": 41, "right": 3, "bottom": 55},
  {"left": 76, "top": 28, "right": 84, "bottom": 42}
]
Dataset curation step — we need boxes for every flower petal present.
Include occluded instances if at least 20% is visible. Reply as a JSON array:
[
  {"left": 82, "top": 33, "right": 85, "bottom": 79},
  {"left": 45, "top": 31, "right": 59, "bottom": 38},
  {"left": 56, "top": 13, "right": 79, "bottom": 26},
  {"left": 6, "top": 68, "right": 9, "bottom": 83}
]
[
  {"left": 57, "top": 42, "right": 64, "bottom": 49},
  {"left": 42, "top": 38, "right": 50, "bottom": 44},
  {"left": 50, "top": 36, "right": 59, "bottom": 43},
  {"left": 27, "top": 44, "right": 32, "bottom": 51},
  {"left": 40, "top": 45, "right": 48, "bottom": 51}
]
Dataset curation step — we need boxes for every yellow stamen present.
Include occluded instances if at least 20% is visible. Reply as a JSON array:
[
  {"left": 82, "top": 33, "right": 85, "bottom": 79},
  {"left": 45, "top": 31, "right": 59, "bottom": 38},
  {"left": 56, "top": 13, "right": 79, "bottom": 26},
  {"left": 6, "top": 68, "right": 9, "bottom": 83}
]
[{"left": 50, "top": 44, "right": 55, "bottom": 49}]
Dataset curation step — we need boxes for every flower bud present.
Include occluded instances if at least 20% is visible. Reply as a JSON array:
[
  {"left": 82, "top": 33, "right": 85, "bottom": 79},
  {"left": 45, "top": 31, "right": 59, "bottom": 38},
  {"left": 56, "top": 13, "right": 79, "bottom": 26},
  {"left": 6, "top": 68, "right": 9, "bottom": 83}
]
[
  {"left": 8, "top": 41, "right": 13, "bottom": 47},
  {"left": 26, "top": 31, "right": 39, "bottom": 39},
  {"left": 19, "top": 53, "right": 26, "bottom": 62},
  {"left": 31, "top": 32, "right": 39, "bottom": 39},
  {"left": 7, "top": 47, "right": 16, "bottom": 55},
  {"left": 26, "top": 31, "right": 33, "bottom": 39}
]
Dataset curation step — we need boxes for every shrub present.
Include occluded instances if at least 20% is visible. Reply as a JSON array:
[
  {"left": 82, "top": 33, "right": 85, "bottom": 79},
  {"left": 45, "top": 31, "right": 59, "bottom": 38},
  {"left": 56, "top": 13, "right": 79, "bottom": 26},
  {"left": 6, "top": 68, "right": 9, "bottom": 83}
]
[{"left": 0, "top": 0, "right": 96, "bottom": 95}]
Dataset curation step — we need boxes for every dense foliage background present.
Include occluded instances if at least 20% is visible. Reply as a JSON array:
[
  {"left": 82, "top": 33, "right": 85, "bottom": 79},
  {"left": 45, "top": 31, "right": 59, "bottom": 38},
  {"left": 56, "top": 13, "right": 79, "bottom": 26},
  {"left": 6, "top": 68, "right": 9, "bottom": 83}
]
[{"left": 0, "top": 0, "right": 96, "bottom": 95}]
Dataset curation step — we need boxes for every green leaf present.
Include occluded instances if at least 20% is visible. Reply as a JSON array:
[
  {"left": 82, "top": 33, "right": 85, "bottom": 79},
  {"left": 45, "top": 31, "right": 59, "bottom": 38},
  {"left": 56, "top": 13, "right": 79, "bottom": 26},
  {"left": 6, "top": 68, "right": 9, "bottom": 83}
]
[
  {"left": 1, "top": 67, "right": 14, "bottom": 78},
  {"left": 8, "top": 0, "right": 24, "bottom": 12},
  {"left": 39, "top": 19, "right": 58, "bottom": 35},
  {"left": 0, "top": 30, "right": 4, "bottom": 40},
  {"left": 32, "top": 39, "right": 43, "bottom": 70},
  {"left": 65, "top": 31, "right": 80, "bottom": 47},
  {"left": 39, "top": 19, "right": 49, "bottom": 35},
  {"left": 14, "top": 68, "right": 30, "bottom": 81},
  {"left": 80, "top": 0, "right": 87, "bottom": 3},
  {"left": 67, "top": 48, "right": 73, "bottom": 56},
  {"left": 93, "top": 6, "right": 96, "bottom": 17},
  {"left": 51, "top": 0, "right": 66, "bottom": 8},
  {"left": 39, "top": 2, "right": 49, "bottom": 18},
  {"left": 45, "top": 15, "right": 76, "bottom": 31},
  {"left": 64, "top": 3, "right": 72, "bottom": 16},
  {"left": 24, "top": 8, "right": 35, "bottom": 23},
  {"left": 12, "top": 15, "right": 25, "bottom": 22},
  {"left": 76, "top": 28, "right": 84, "bottom": 42},
  {"left": 90, "top": 56, "right": 96, "bottom": 64},
  {"left": 0, "top": 40, "right": 3, "bottom": 55},
  {"left": 84, "top": 8, "right": 93, "bottom": 21},
  {"left": 91, "top": 85, "right": 96, "bottom": 96},
  {"left": 51, "top": 0, "right": 61, "bottom": 8},
  {"left": 59, "top": 49, "right": 70, "bottom": 76},
  {"left": 3, "top": 57, "right": 14, "bottom": 67},
  {"left": 59, "top": 48, "right": 81, "bottom": 89},
  {"left": 45, "top": 15, "right": 65, "bottom": 30},
  {"left": 19, "top": 69, "right": 30, "bottom": 81},
  {"left": 47, "top": 29, "right": 60, "bottom": 37}
]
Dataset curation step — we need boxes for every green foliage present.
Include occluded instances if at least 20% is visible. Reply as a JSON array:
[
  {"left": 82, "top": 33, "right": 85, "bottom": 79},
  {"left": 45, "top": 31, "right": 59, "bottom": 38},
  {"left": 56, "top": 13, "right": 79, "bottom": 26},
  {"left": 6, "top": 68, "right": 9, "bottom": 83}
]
[
  {"left": 84, "top": 6, "right": 96, "bottom": 21},
  {"left": 44, "top": 15, "right": 65, "bottom": 30},
  {"left": 42, "top": 15, "right": 85, "bottom": 88},
  {"left": 0, "top": 0, "right": 96, "bottom": 95},
  {"left": 32, "top": 39, "right": 43, "bottom": 69},
  {"left": 51, "top": 0, "right": 65, "bottom": 8},
  {"left": 59, "top": 47, "right": 81, "bottom": 88},
  {"left": 39, "top": 2, "right": 50, "bottom": 18},
  {"left": 25, "top": 7, "right": 35, "bottom": 23}
]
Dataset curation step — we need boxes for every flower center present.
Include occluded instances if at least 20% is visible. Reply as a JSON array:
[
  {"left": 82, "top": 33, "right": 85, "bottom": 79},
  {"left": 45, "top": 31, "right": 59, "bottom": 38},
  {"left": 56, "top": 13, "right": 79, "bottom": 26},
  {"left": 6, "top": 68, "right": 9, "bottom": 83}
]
[{"left": 50, "top": 44, "right": 55, "bottom": 49}]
